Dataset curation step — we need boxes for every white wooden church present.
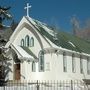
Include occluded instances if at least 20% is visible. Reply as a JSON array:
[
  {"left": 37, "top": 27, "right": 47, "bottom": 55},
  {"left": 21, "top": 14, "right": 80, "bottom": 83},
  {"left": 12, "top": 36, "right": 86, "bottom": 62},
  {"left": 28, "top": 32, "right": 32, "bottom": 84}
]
[{"left": 4, "top": 3, "right": 90, "bottom": 83}]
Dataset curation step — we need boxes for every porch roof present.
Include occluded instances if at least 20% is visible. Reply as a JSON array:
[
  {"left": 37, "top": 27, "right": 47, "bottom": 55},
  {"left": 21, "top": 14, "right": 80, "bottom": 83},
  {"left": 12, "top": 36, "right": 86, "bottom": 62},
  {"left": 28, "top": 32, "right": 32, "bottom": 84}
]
[{"left": 10, "top": 44, "right": 38, "bottom": 62}]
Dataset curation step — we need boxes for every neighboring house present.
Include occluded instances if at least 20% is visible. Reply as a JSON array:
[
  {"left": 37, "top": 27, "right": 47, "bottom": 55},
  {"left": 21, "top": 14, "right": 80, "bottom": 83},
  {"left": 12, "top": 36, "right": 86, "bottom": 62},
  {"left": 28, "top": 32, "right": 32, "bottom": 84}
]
[{"left": 4, "top": 15, "right": 90, "bottom": 85}]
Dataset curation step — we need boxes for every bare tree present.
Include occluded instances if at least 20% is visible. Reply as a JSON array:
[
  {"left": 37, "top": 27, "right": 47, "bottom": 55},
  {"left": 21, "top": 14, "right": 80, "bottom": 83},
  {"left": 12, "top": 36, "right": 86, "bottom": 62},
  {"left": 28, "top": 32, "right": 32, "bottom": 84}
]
[{"left": 71, "top": 16, "right": 80, "bottom": 35}]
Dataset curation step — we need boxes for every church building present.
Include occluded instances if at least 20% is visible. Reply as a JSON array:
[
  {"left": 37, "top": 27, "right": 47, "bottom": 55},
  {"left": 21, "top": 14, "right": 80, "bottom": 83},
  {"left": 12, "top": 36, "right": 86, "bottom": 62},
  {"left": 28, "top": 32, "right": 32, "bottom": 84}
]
[{"left": 4, "top": 3, "right": 90, "bottom": 84}]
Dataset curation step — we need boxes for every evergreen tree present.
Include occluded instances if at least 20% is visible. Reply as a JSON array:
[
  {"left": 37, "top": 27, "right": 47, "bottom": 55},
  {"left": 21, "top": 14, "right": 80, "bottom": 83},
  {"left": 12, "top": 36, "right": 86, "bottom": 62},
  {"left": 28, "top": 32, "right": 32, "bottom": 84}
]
[
  {"left": 0, "top": 6, "right": 12, "bottom": 86},
  {"left": 0, "top": 6, "right": 12, "bottom": 28},
  {"left": 0, "top": 47, "right": 12, "bottom": 86}
]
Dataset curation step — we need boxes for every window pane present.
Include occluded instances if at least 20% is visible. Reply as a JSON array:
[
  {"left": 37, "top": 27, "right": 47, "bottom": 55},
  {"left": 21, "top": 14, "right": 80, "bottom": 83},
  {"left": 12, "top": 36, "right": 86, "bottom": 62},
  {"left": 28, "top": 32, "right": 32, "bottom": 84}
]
[
  {"left": 39, "top": 51, "right": 44, "bottom": 72},
  {"left": 21, "top": 39, "right": 24, "bottom": 46},
  {"left": 63, "top": 52, "right": 67, "bottom": 72},
  {"left": 32, "top": 62, "right": 36, "bottom": 72},
  {"left": 31, "top": 37, "right": 34, "bottom": 47},
  {"left": 87, "top": 58, "right": 90, "bottom": 74},
  {"left": 72, "top": 54, "right": 76, "bottom": 73},
  {"left": 25, "top": 35, "right": 29, "bottom": 47},
  {"left": 80, "top": 56, "right": 83, "bottom": 74}
]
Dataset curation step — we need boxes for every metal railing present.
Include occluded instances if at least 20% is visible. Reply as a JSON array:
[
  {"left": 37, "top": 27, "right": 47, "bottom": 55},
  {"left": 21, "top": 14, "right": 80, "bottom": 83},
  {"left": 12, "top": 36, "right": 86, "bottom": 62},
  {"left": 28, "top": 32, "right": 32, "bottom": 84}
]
[{"left": 0, "top": 80, "right": 89, "bottom": 90}]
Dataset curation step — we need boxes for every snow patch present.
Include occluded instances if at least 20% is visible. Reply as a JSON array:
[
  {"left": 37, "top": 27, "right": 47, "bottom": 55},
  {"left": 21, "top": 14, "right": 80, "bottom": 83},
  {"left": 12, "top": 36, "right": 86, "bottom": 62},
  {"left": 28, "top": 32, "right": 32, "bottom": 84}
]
[
  {"left": 26, "top": 17, "right": 56, "bottom": 37},
  {"left": 26, "top": 16, "right": 37, "bottom": 26},
  {"left": 33, "top": 19, "right": 55, "bottom": 36},
  {"left": 6, "top": 13, "right": 12, "bottom": 18},
  {"left": 68, "top": 41, "right": 76, "bottom": 47}
]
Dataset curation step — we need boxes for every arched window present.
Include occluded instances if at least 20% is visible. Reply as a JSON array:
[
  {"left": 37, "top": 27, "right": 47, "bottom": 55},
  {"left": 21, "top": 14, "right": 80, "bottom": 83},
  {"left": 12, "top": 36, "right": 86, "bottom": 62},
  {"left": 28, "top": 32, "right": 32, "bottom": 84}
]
[
  {"left": 25, "top": 35, "right": 29, "bottom": 47},
  {"left": 72, "top": 54, "right": 76, "bottom": 73},
  {"left": 21, "top": 39, "right": 24, "bottom": 46},
  {"left": 63, "top": 52, "right": 67, "bottom": 72},
  {"left": 39, "top": 51, "right": 44, "bottom": 72},
  {"left": 32, "top": 61, "right": 36, "bottom": 72},
  {"left": 30, "top": 37, "right": 34, "bottom": 47}
]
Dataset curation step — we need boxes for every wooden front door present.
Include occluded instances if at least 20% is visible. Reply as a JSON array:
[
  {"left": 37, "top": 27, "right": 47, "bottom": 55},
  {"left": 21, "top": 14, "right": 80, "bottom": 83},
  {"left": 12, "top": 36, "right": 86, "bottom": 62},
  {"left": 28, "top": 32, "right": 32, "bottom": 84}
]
[{"left": 14, "top": 64, "right": 20, "bottom": 80}]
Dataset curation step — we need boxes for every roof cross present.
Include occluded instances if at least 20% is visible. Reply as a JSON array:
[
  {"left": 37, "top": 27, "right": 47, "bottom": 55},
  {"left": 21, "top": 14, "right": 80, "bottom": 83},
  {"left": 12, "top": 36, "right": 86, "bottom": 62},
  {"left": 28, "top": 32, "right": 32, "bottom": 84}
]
[{"left": 24, "top": 3, "right": 31, "bottom": 17}]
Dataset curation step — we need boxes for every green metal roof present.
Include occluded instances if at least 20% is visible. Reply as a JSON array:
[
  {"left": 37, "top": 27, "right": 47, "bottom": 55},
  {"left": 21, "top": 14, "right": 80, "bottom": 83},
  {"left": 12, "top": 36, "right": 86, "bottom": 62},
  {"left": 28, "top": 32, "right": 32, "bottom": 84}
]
[
  {"left": 26, "top": 17, "right": 90, "bottom": 54},
  {"left": 21, "top": 46, "right": 37, "bottom": 59}
]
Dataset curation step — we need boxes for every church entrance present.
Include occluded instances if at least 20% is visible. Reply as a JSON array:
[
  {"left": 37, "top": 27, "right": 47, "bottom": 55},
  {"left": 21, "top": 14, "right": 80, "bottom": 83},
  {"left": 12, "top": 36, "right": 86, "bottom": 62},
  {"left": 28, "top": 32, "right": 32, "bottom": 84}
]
[{"left": 14, "top": 63, "right": 21, "bottom": 80}]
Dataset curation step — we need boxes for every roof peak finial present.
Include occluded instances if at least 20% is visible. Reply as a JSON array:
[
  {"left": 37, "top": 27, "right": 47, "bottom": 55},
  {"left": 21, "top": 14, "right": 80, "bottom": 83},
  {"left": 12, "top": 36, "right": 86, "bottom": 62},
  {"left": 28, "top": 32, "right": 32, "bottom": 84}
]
[{"left": 24, "top": 3, "right": 31, "bottom": 17}]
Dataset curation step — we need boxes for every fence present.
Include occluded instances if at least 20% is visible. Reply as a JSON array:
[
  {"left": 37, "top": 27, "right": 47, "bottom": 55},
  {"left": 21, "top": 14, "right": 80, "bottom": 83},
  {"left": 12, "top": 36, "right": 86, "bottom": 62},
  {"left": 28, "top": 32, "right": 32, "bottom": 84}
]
[{"left": 0, "top": 80, "right": 89, "bottom": 90}]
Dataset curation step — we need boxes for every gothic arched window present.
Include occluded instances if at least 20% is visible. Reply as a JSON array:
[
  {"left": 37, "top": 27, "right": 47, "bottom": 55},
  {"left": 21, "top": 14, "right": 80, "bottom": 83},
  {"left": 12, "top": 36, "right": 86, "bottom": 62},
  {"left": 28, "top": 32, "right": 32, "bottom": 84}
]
[
  {"left": 25, "top": 35, "right": 29, "bottom": 47},
  {"left": 39, "top": 51, "right": 44, "bottom": 72},
  {"left": 30, "top": 37, "right": 34, "bottom": 47},
  {"left": 21, "top": 39, "right": 24, "bottom": 46}
]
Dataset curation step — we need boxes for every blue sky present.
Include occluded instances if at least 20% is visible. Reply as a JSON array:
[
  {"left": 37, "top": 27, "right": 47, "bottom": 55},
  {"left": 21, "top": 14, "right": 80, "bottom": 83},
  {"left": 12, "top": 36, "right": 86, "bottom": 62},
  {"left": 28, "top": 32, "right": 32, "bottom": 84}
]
[{"left": 1, "top": 0, "right": 90, "bottom": 32}]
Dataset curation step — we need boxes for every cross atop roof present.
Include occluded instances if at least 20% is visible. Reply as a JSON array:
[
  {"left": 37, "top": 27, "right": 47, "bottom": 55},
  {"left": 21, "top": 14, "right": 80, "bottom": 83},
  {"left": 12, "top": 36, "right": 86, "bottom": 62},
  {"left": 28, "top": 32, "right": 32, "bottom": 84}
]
[{"left": 24, "top": 3, "right": 31, "bottom": 17}]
